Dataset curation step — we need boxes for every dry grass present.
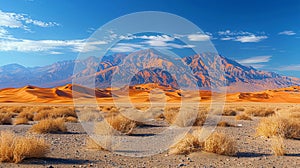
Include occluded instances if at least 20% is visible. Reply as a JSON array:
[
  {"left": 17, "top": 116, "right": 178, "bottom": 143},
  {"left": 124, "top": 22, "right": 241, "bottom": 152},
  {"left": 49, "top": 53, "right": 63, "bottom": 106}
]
[
  {"left": 13, "top": 117, "right": 29, "bottom": 125},
  {"left": 163, "top": 107, "right": 207, "bottom": 127},
  {"left": 85, "top": 137, "right": 105, "bottom": 150},
  {"left": 65, "top": 116, "right": 78, "bottom": 123},
  {"left": 235, "top": 113, "right": 252, "bottom": 120},
  {"left": 33, "top": 107, "right": 76, "bottom": 121},
  {"left": 17, "top": 111, "right": 34, "bottom": 121},
  {"left": 0, "top": 131, "right": 50, "bottom": 163},
  {"left": 0, "top": 113, "right": 12, "bottom": 125},
  {"left": 256, "top": 115, "right": 300, "bottom": 139},
  {"left": 95, "top": 114, "right": 137, "bottom": 135},
  {"left": 245, "top": 107, "right": 275, "bottom": 117},
  {"left": 222, "top": 108, "right": 237, "bottom": 116},
  {"left": 79, "top": 111, "right": 102, "bottom": 122},
  {"left": 169, "top": 133, "right": 203, "bottom": 155},
  {"left": 29, "top": 118, "right": 67, "bottom": 134},
  {"left": 271, "top": 136, "right": 285, "bottom": 156},
  {"left": 217, "top": 121, "right": 235, "bottom": 127},
  {"left": 204, "top": 132, "right": 237, "bottom": 156}
]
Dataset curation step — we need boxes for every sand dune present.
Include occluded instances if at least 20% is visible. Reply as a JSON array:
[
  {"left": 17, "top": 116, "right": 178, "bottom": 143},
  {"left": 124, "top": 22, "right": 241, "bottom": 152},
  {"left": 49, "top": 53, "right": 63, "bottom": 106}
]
[{"left": 0, "top": 84, "right": 300, "bottom": 103}]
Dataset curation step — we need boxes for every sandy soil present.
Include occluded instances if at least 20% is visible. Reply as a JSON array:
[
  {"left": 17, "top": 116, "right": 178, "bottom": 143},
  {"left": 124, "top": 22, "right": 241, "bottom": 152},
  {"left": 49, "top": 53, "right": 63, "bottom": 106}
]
[{"left": 0, "top": 104, "right": 299, "bottom": 168}]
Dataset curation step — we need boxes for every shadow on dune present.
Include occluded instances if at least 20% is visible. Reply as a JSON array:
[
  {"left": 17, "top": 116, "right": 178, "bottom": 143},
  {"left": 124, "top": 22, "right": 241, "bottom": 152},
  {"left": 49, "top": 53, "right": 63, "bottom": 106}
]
[{"left": 21, "top": 157, "right": 93, "bottom": 165}]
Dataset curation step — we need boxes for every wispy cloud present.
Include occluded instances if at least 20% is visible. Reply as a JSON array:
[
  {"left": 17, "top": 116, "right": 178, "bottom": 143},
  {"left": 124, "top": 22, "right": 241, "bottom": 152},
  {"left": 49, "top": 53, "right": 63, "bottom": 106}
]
[
  {"left": 278, "top": 64, "right": 300, "bottom": 71},
  {"left": 0, "top": 38, "right": 107, "bottom": 53},
  {"left": 278, "top": 30, "right": 296, "bottom": 36},
  {"left": 187, "top": 34, "right": 211, "bottom": 41},
  {"left": 0, "top": 9, "right": 59, "bottom": 29},
  {"left": 218, "top": 30, "right": 267, "bottom": 43},
  {"left": 237, "top": 55, "right": 272, "bottom": 68}
]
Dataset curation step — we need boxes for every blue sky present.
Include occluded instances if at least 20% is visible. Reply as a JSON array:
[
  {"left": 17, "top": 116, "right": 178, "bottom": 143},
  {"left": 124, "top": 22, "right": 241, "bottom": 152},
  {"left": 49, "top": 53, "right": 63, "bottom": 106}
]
[{"left": 0, "top": 0, "right": 299, "bottom": 77}]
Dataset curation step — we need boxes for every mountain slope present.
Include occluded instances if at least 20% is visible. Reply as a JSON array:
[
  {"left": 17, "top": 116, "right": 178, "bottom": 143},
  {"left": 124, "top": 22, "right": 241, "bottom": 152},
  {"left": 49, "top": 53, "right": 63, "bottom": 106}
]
[{"left": 0, "top": 49, "right": 298, "bottom": 92}]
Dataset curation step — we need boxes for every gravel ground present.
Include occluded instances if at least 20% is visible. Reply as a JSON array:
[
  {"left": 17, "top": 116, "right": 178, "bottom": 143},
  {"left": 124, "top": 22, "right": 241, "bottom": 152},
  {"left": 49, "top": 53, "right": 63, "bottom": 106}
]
[{"left": 0, "top": 115, "right": 299, "bottom": 168}]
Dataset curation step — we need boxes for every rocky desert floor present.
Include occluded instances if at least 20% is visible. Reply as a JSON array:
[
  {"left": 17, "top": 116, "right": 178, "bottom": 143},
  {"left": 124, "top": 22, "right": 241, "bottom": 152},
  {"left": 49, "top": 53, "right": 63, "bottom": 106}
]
[{"left": 0, "top": 103, "right": 299, "bottom": 168}]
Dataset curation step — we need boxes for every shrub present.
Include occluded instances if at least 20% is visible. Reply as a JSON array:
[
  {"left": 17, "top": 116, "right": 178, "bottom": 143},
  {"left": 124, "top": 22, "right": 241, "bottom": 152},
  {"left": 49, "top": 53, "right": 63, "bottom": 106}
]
[
  {"left": 235, "top": 113, "right": 252, "bottom": 121},
  {"left": 169, "top": 133, "right": 203, "bottom": 155},
  {"left": 29, "top": 118, "right": 67, "bottom": 134},
  {"left": 204, "top": 132, "right": 237, "bottom": 156},
  {"left": 0, "top": 131, "right": 50, "bottom": 163},
  {"left": 271, "top": 136, "right": 285, "bottom": 156},
  {"left": 0, "top": 113, "right": 12, "bottom": 125},
  {"left": 217, "top": 121, "right": 235, "bottom": 127},
  {"left": 245, "top": 107, "right": 275, "bottom": 117},
  {"left": 18, "top": 111, "right": 34, "bottom": 121},
  {"left": 13, "top": 118, "right": 29, "bottom": 125},
  {"left": 222, "top": 109, "right": 237, "bottom": 116},
  {"left": 65, "top": 116, "right": 78, "bottom": 123},
  {"left": 256, "top": 115, "right": 300, "bottom": 139},
  {"left": 95, "top": 115, "right": 137, "bottom": 135}
]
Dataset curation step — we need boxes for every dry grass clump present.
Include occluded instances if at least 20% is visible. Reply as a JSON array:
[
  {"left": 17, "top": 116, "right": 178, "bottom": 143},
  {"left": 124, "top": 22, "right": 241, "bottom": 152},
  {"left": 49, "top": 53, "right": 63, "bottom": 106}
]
[
  {"left": 235, "top": 107, "right": 245, "bottom": 111},
  {"left": 65, "top": 116, "right": 78, "bottom": 123},
  {"left": 85, "top": 137, "right": 105, "bottom": 150},
  {"left": 245, "top": 107, "right": 275, "bottom": 117},
  {"left": 169, "top": 132, "right": 237, "bottom": 156},
  {"left": 256, "top": 115, "right": 300, "bottom": 139},
  {"left": 33, "top": 107, "right": 77, "bottom": 121},
  {"left": 222, "top": 108, "right": 237, "bottom": 116},
  {"left": 18, "top": 111, "right": 34, "bottom": 121},
  {"left": 217, "top": 121, "right": 235, "bottom": 127},
  {"left": 271, "top": 136, "right": 285, "bottom": 156},
  {"left": 0, "top": 113, "right": 12, "bottom": 125},
  {"left": 100, "top": 106, "right": 119, "bottom": 113},
  {"left": 0, "top": 131, "right": 50, "bottom": 163},
  {"left": 169, "top": 133, "right": 203, "bottom": 155},
  {"left": 204, "top": 132, "right": 237, "bottom": 156},
  {"left": 13, "top": 118, "right": 29, "bottom": 125},
  {"left": 163, "top": 108, "right": 207, "bottom": 127},
  {"left": 95, "top": 115, "right": 137, "bottom": 135},
  {"left": 235, "top": 113, "right": 252, "bottom": 121},
  {"left": 29, "top": 118, "right": 67, "bottom": 134},
  {"left": 79, "top": 111, "right": 102, "bottom": 122}
]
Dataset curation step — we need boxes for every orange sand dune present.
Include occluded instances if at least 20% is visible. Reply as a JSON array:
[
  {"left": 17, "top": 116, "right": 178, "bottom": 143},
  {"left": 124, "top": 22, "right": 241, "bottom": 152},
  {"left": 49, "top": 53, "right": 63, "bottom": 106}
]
[{"left": 0, "top": 84, "right": 299, "bottom": 104}]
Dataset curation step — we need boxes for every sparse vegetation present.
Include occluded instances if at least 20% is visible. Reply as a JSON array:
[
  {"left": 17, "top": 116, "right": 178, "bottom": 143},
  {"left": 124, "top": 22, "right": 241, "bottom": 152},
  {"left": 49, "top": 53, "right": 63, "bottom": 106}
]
[
  {"left": 95, "top": 114, "right": 137, "bottom": 135},
  {"left": 29, "top": 118, "right": 67, "bottom": 134},
  {"left": 217, "top": 121, "right": 235, "bottom": 127},
  {"left": 85, "top": 137, "right": 105, "bottom": 150},
  {"left": 0, "top": 131, "right": 50, "bottom": 163},
  {"left": 204, "top": 132, "right": 237, "bottom": 156},
  {"left": 0, "top": 113, "right": 12, "bottom": 125},
  {"left": 271, "top": 136, "right": 285, "bottom": 156},
  {"left": 222, "top": 108, "right": 237, "bottom": 116},
  {"left": 245, "top": 107, "right": 275, "bottom": 117},
  {"left": 13, "top": 117, "right": 29, "bottom": 125},
  {"left": 256, "top": 115, "right": 300, "bottom": 139},
  {"left": 169, "top": 133, "right": 203, "bottom": 155},
  {"left": 235, "top": 113, "right": 252, "bottom": 120}
]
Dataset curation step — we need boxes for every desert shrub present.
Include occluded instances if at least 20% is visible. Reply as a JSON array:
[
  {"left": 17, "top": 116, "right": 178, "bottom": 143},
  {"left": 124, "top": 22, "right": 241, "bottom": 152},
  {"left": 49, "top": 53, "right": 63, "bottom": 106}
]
[
  {"left": 222, "top": 108, "right": 237, "bottom": 116},
  {"left": 235, "top": 113, "right": 252, "bottom": 121},
  {"left": 163, "top": 108, "right": 207, "bottom": 127},
  {"left": 13, "top": 118, "right": 29, "bottom": 125},
  {"left": 18, "top": 111, "right": 34, "bottom": 121},
  {"left": 256, "top": 115, "right": 300, "bottom": 139},
  {"left": 29, "top": 118, "right": 67, "bottom": 134},
  {"left": 245, "top": 107, "right": 275, "bottom": 117},
  {"left": 33, "top": 107, "right": 76, "bottom": 121},
  {"left": 101, "top": 106, "right": 119, "bottom": 113},
  {"left": 169, "top": 133, "right": 203, "bottom": 155},
  {"left": 217, "top": 121, "right": 235, "bottom": 127},
  {"left": 85, "top": 137, "right": 105, "bottom": 150},
  {"left": 0, "top": 113, "right": 12, "bottom": 125},
  {"left": 235, "top": 107, "right": 245, "bottom": 111},
  {"left": 271, "top": 136, "right": 285, "bottom": 156},
  {"left": 0, "top": 131, "right": 50, "bottom": 163},
  {"left": 95, "top": 115, "right": 137, "bottom": 135},
  {"left": 79, "top": 111, "right": 102, "bottom": 122},
  {"left": 65, "top": 116, "right": 78, "bottom": 123},
  {"left": 204, "top": 132, "right": 237, "bottom": 156}
]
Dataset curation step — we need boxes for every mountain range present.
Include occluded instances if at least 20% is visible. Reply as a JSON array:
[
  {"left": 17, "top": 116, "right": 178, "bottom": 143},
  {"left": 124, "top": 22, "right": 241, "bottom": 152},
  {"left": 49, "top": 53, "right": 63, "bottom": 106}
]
[{"left": 0, "top": 48, "right": 299, "bottom": 92}]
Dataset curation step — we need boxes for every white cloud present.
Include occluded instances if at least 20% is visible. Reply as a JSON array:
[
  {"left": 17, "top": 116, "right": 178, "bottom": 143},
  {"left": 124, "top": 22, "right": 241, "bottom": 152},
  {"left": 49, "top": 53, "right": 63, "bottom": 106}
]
[
  {"left": 278, "top": 64, "right": 300, "bottom": 71},
  {"left": 235, "top": 35, "right": 268, "bottom": 43},
  {"left": 278, "top": 30, "right": 296, "bottom": 36},
  {"left": 238, "top": 56, "right": 271, "bottom": 64},
  {"left": 218, "top": 30, "right": 267, "bottom": 43},
  {"left": 0, "top": 38, "right": 107, "bottom": 53},
  {"left": 187, "top": 34, "right": 211, "bottom": 41},
  {"left": 0, "top": 10, "right": 59, "bottom": 29},
  {"left": 110, "top": 43, "right": 145, "bottom": 52}
]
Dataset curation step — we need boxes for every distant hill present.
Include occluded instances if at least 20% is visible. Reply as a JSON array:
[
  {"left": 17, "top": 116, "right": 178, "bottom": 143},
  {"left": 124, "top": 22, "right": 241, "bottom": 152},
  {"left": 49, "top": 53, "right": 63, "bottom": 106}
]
[{"left": 0, "top": 48, "right": 298, "bottom": 92}]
